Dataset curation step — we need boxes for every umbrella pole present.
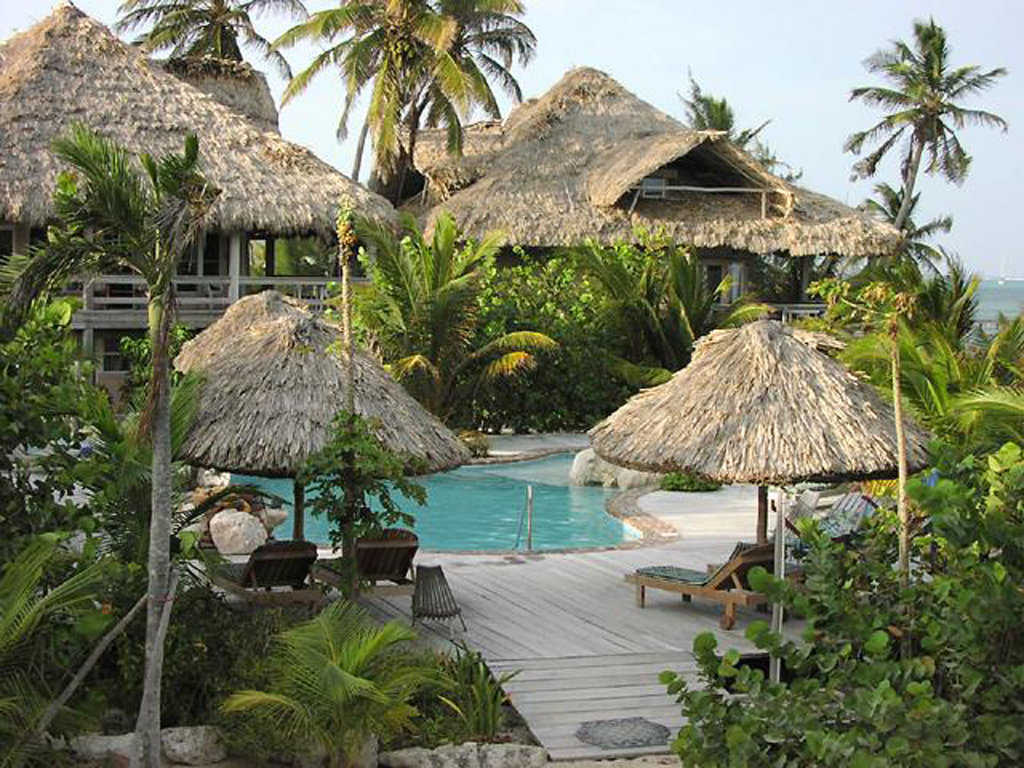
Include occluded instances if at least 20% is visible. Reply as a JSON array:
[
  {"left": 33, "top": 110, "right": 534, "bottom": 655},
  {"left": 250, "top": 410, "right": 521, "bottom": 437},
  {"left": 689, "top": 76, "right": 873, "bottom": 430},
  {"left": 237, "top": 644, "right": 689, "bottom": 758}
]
[
  {"left": 756, "top": 485, "right": 769, "bottom": 543},
  {"left": 292, "top": 479, "right": 305, "bottom": 541},
  {"left": 770, "top": 489, "right": 787, "bottom": 684}
]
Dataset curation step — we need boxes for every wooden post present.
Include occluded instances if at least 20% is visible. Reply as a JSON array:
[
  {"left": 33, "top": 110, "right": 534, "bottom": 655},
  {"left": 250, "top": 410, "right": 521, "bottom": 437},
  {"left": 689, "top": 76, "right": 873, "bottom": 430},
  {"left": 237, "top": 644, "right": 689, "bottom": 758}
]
[
  {"left": 756, "top": 485, "right": 769, "bottom": 543},
  {"left": 770, "top": 491, "right": 787, "bottom": 684},
  {"left": 292, "top": 479, "right": 305, "bottom": 541},
  {"left": 228, "top": 232, "right": 241, "bottom": 302}
]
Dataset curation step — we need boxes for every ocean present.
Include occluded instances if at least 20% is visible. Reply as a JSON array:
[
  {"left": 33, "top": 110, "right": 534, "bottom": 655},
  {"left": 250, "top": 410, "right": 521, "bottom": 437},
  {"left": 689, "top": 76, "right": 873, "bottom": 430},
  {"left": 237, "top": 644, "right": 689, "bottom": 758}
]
[{"left": 976, "top": 279, "right": 1024, "bottom": 324}]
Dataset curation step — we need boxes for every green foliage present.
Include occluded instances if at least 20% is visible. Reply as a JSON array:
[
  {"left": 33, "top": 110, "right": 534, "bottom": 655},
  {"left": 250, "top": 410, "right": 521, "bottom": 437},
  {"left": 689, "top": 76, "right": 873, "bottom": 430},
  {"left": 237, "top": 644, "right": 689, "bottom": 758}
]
[
  {"left": 0, "top": 535, "right": 106, "bottom": 767},
  {"left": 458, "top": 430, "right": 490, "bottom": 458},
  {"left": 115, "top": 0, "right": 305, "bottom": 79},
  {"left": 437, "top": 644, "right": 517, "bottom": 741},
  {"left": 101, "top": 574, "right": 302, "bottom": 728},
  {"left": 222, "top": 601, "right": 432, "bottom": 768},
  {"left": 352, "top": 213, "right": 556, "bottom": 422},
  {"left": 300, "top": 412, "right": 427, "bottom": 552},
  {"left": 0, "top": 300, "right": 112, "bottom": 561},
  {"left": 469, "top": 249, "right": 633, "bottom": 431},
  {"left": 574, "top": 232, "right": 770, "bottom": 380},
  {"left": 118, "top": 324, "right": 193, "bottom": 406},
  {"left": 664, "top": 442, "right": 1024, "bottom": 767},
  {"left": 660, "top": 472, "right": 722, "bottom": 493}
]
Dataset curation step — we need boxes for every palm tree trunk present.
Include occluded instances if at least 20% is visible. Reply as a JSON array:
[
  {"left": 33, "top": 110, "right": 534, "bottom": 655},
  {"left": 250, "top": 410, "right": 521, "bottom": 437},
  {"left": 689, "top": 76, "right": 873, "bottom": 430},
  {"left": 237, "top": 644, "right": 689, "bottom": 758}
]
[
  {"left": 891, "top": 324, "right": 910, "bottom": 587},
  {"left": 893, "top": 137, "right": 925, "bottom": 232},
  {"left": 135, "top": 292, "right": 174, "bottom": 768},
  {"left": 351, "top": 120, "right": 370, "bottom": 183},
  {"left": 393, "top": 107, "right": 422, "bottom": 206}
]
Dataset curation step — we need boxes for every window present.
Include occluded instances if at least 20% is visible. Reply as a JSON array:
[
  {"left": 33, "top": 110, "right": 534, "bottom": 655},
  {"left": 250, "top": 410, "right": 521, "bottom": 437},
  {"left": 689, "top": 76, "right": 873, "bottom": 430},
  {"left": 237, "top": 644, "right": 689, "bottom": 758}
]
[
  {"left": 640, "top": 177, "right": 667, "bottom": 199},
  {"left": 203, "top": 234, "right": 222, "bottom": 276},
  {"left": 704, "top": 263, "right": 724, "bottom": 294}
]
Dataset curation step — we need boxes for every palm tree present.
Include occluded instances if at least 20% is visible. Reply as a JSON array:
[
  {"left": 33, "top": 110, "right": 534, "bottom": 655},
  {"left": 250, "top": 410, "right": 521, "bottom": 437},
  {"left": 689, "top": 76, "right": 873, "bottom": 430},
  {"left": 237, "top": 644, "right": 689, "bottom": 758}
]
[
  {"left": 116, "top": 0, "right": 308, "bottom": 79},
  {"left": 353, "top": 212, "right": 555, "bottom": 421},
  {"left": 863, "top": 182, "right": 952, "bottom": 272},
  {"left": 2, "top": 125, "right": 218, "bottom": 768},
  {"left": 0, "top": 536, "right": 104, "bottom": 768},
  {"left": 274, "top": 0, "right": 534, "bottom": 192},
  {"left": 574, "top": 237, "right": 769, "bottom": 382},
  {"left": 222, "top": 601, "right": 430, "bottom": 768},
  {"left": 845, "top": 18, "right": 1007, "bottom": 231}
]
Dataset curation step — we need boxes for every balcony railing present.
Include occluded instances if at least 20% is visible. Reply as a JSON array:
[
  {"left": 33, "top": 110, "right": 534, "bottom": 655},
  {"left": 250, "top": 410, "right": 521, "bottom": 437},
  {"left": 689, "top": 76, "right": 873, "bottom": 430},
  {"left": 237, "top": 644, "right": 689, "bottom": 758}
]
[{"left": 68, "top": 274, "right": 344, "bottom": 315}]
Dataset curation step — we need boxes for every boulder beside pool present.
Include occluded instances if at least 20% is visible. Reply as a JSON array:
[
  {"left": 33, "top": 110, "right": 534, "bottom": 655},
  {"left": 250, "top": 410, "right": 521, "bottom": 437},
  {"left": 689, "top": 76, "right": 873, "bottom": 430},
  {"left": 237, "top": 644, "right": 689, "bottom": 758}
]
[{"left": 569, "top": 448, "right": 662, "bottom": 489}]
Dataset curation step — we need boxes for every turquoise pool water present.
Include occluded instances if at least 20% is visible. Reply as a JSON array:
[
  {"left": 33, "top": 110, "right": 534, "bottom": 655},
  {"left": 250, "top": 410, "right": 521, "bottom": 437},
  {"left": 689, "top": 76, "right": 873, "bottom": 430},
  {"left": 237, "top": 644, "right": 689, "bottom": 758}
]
[{"left": 233, "top": 453, "right": 638, "bottom": 552}]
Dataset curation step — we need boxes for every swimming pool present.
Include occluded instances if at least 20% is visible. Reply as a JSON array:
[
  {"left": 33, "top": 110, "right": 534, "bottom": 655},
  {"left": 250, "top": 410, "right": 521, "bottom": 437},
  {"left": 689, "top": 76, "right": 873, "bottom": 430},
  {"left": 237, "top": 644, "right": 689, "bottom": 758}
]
[{"left": 233, "top": 453, "right": 639, "bottom": 551}]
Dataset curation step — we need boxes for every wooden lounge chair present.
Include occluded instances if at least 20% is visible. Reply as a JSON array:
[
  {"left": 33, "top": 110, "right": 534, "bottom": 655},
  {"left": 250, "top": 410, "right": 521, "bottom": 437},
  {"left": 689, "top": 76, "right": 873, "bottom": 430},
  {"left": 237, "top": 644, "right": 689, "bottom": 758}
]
[
  {"left": 211, "top": 540, "right": 323, "bottom": 608},
  {"left": 625, "top": 542, "right": 774, "bottom": 629},
  {"left": 312, "top": 528, "right": 419, "bottom": 596},
  {"left": 412, "top": 564, "right": 466, "bottom": 633}
]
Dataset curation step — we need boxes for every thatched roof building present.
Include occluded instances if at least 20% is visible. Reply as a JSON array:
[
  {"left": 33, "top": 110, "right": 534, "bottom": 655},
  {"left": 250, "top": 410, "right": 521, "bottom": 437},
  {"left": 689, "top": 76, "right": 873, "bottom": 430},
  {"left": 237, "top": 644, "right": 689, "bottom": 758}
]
[
  {"left": 0, "top": 3, "right": 394, "bottom": 235},
  {"left": 157, "top": 56, "right": 280, "bottom": 134},
  {"left": 590, "top": 320, "right": 929, "bottom": 485},
  {"left": 410, "top": 68, "right": 898, "bottom": 258},
  {"left": 174, "top": 291, "right": 469, "bottom": 476}
]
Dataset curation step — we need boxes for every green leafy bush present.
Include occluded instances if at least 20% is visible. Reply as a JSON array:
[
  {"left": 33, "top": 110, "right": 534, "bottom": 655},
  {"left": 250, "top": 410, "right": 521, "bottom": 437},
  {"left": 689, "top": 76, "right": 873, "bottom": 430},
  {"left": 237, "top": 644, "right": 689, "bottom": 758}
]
[
  {"left": 661, "top": 441, "right": 1024, "bottom": 767},
  {"left": 470, "top": 250, "right": 634, "bottom": 431},
  {"left": 660, "top": 471, "right": 722, "bottom": 492},
  {"left": 458, "top": 430, "right": 490, "bottom": 458}
]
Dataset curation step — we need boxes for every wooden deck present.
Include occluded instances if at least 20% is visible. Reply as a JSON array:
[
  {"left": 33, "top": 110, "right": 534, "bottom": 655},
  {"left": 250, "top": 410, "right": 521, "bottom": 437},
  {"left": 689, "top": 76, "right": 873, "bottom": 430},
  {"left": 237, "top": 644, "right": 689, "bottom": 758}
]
[{"left": 363, "top": 525, "right": 786, "bottom": 761}]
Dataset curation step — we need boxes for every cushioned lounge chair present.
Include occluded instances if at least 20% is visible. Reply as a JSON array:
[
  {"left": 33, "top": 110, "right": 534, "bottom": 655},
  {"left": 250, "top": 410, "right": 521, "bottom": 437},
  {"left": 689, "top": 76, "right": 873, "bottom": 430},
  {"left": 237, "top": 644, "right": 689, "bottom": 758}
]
[
  {"left": 211, "top": 540, "right": 323, "bottom": 608},
  {"left": 625, "top": 542, "right": 774, "bottom": 629},
  {"left": 312, "top": 528, "right": 419, "bottom": 596}
]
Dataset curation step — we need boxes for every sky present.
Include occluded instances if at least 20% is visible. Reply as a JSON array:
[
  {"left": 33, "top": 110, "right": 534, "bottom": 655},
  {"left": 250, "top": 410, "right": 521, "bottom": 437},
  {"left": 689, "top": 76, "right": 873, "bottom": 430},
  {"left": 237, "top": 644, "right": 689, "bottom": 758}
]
[{"left": 2, "top": 0, "right": 1022, "bottom": 277}]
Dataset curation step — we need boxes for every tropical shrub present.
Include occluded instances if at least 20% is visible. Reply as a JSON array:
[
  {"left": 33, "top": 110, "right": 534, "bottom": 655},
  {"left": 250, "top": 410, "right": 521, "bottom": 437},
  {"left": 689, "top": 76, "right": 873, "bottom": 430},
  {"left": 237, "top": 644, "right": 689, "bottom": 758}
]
[
  {"left": 660, "top": 471, "right": 721, "bottom": 493},
  {"left": 573, "top": 231, "right": 769, "bottom": 383},
  {"left": 0, "top": 300, "right": 111, "bottom": 561},
  {"left": 118, "top": 323, "right": 193, "bottom": 406},
  {"left": 438, "top": 644, "right": 518, "bottom": 741},
  {"left": 222, "top": 601, "right": 432, "bottom": 768},
  {"left": 470, "top": 250, "right": 633, "bottom": 431},
  {"left": 300, "top": 412, "right": 427, "bottom": 548},
  {"left": 352, "top": 213, "right": 556, "bottom": 422},
  {"left": 0, "top": 535, "right": 106, "bottom": 767},
  {"left": 661, "top": 441, "right": 1024, "bottom": 767}
]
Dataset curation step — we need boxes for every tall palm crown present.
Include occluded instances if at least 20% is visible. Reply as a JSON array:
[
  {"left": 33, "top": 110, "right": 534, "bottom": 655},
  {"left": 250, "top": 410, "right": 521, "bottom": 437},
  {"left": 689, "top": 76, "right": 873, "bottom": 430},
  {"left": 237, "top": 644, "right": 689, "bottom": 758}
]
[
  {"left": 116, "top": 0, "right": 308, "bottom": 79},
  {"left": 274, "top": 0, "right": 534, "bottom": 196},
  {"left": 845, "top": 18, "right": 1007, "bottom": 230},
  {"left": 680, "top": 74, "right": 768, "bottom": 150}
]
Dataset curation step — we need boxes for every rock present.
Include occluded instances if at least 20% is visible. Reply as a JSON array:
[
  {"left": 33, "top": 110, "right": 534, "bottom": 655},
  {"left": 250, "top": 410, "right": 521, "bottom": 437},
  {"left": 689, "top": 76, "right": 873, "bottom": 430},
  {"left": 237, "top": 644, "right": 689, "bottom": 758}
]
[
  {"left": 69, "top": 732, "right": 140, "bottom": 765},
  {"left": 258, "top": 506, "right": 289, "bottom": 533},
  {"left": 295, "top": 736, "right": 375, "bottom": 768},
  {"left": 478, "top": 743, "right": 547, "bottom": 768},
  {"left": 380, "top": 743, "right": 547, "bottom": 768},
  {"left": 197, "top": 468, "right": 231, "bottom": 487},
  {"left": 569, "top": 448, "right": 661, "bottom": 490},
  {"left": 161, "top": 726, "right": 227, "bottom": 765},
  {"left": 209, "top": 509, "right": 268, "bottom": 555}
]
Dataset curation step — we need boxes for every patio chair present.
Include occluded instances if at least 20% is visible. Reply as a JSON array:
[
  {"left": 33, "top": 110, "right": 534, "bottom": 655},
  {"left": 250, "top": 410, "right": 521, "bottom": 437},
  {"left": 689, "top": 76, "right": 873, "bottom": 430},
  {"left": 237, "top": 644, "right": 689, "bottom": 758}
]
[
  {"left": 312, "top": 528, "right": 419, "bottom": 596},
  {"left": 625, "top": 542, "right": 774, "bottom": 629},
  {"left": 412, "top": 564, "right": 466, "bottom": 634},
  {"left": 210, "top": 540, "right": 324, "bottom": 608}
]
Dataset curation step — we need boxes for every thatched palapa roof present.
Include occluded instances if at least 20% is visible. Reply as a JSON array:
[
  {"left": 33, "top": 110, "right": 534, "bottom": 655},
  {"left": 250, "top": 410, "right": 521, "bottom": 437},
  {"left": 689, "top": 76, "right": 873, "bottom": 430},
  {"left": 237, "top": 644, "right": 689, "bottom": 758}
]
[
  {"left": 0, "top": 3, "right": 394, "bottom": 234},
  {"left": 590, "top": 320, "right": 929, "bottom": 485},
  {"left": 174, "top": 292, "right": 469, "bottom": 476},
  {"left": 412, "top": 68, "right": 898, "bottom": 257}
]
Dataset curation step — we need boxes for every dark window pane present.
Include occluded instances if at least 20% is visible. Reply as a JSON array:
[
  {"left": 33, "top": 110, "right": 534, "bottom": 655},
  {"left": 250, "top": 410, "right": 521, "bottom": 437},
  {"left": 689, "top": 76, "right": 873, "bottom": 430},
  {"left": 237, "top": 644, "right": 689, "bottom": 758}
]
[{"left": 0, "top": 229, "right": 13, "bottom": 264}]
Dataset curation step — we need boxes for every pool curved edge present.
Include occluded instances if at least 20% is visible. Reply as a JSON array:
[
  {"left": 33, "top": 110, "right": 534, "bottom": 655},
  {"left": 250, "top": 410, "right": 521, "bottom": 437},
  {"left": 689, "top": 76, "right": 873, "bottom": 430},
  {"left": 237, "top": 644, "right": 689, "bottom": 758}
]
[{"left": 412, "top": 484, "right": 680, "bottom": 556}]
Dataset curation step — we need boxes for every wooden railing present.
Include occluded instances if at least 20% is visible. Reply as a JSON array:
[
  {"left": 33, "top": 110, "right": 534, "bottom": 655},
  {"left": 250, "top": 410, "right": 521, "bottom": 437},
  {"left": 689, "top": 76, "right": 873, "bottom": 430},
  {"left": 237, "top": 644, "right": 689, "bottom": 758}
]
[{"left": 68, "top": 274, "right": 343, "bottom": 314}]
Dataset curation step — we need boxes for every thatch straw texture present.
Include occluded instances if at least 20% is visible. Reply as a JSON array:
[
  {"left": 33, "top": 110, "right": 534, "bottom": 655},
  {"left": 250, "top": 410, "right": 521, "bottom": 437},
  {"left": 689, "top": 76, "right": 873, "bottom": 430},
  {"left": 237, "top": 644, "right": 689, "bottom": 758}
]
[
  {"left": 411, "top": 68, "right": 897, "bottom": 257},
  {"left": 0, "top": 4, "right": 394, "bottom": 234},
  {"left": 590, "top": 320, "right": 929, "bottom": 484},
  {"left": 158, "top": 56, "right": 279, "bottom": 134},
  {"left": 174, "top": 291, "right": 468, "bottom": 476}
]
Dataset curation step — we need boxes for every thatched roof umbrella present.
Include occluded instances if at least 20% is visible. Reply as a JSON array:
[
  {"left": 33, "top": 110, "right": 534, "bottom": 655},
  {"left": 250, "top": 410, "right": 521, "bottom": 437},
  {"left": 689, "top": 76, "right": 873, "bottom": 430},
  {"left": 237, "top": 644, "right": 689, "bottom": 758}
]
[
  {"left": 175, "top": 291, "right": 469, "bottom": 539},
  {"left": 590, "top": 320, "right": 929, "bottom": 541},
  {"left": 0, "top": 3, "right": 394, "bottom": 234},
  {"left": 409, "top": 67, "right": 899, "bottom": 258}
]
